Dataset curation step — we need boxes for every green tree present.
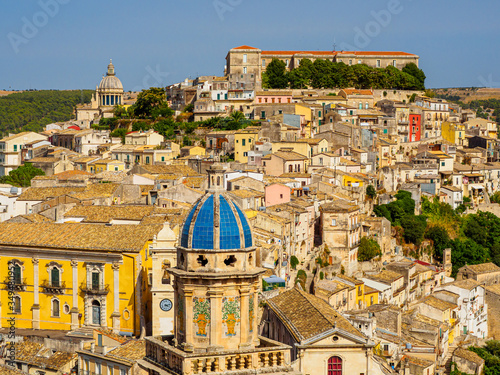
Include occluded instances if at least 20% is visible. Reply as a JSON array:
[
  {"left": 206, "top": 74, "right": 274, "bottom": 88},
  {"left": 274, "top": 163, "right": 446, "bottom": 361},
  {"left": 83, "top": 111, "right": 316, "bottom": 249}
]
[
  {"left": 151, "top": 102, "right": 174, "bottom": 120},
  {"left": 290, "top": 255, "right": 299, "bottom": 270},
  {"left": 295, "top": 270, "right": 307, "bottom": 290},
  {"left": 468, "top": 341, "right": 500, "bottom": 375},
  {"left": 373, "top": 204, "right": 392, "bottom": 222},
  {"left": 400, "top": 215, "right": 427, "bottom": 246},
  {"left": 113, "top": 105, "right": 129, "bottom": 118},
  {"left": 366, "top": 184, "right": 377, "bottom": 199},
  {"left": 0, "top": 163, "right": 45, "bottom": 187},
  {"left": 358, "top": 237, "right": 382, "bottom": 261},
  {"left": 133, "top": 87, "right": 167, "bottom": 118},
  {"left": 265, "top": 58, "right": 288, "bottom": 89},
  {"left": 109, "top": 128, "right": 127, "bottom": 144},
  {"left": 132, "top": 121, "right": 151, "bottom": 132},
  {"left": 230, "top": 111, "right": 245, "bottom": 122},
  {"left": 424, "top": 225, "right": 450, "bottom": 261},
  {"left": 402, "top": 63, "right": 426, "bottom": 89},
  {"left": 491, "top": 192, "right": 500, "bottom": 204},
  {"left": 153, "top": 118, "right": 177, "bottom": 139},
  {"left": 450, "top": 238, "right": 489, "bottom": 277}
]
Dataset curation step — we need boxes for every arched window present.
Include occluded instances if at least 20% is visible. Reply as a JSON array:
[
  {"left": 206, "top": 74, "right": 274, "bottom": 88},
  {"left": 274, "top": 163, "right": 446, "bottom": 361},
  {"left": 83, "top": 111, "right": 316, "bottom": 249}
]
[
  {"left": 52, "top": 299, "right": 60, "bottom": 317},
  {"left": 327, "top": 356, "right": 343, "bottom": 375},
  {"left": 51, "top": 267, "right": 60, "bottom": 287},
  {"left": 217, "top": 176, "right": 220, "bottom": 186},
  {"left": 12, "top": 295, "right": 21, "bottom": 313},
  {"left": 12, "top": 264, "right": 21, "bottom": 284}
]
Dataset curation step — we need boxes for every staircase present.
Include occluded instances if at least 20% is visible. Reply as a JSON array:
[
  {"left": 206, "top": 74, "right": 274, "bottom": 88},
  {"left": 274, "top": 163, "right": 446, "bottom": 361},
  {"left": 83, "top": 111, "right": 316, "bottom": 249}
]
[
  {"left": 66, "top": 325, "right": 95, "bottom": 338},
  {"left": 441, "top": 346, "right": 457, "bottom": 374}
]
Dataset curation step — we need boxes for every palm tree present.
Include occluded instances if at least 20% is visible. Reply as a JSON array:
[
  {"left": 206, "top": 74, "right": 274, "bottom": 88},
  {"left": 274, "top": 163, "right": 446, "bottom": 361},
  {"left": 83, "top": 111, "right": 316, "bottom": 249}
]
[{"left": 230, "top": 111, "right": 245, "bottom": 122}]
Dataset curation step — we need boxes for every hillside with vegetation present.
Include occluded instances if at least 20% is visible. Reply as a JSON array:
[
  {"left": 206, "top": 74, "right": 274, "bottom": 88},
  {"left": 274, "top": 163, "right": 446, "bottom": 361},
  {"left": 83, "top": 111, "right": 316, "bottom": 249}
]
[
  {"left": 432, "top": 87, "right": 500, "bottom": 122},
  {"left": 0, "top": 90, "right": 93, "bottom": 136},
  {"left": 374, "top": 192, "right": 500, "bottom": 277},
  {"left": 263, "top": 58, "right": 426, "bottom": 90}
]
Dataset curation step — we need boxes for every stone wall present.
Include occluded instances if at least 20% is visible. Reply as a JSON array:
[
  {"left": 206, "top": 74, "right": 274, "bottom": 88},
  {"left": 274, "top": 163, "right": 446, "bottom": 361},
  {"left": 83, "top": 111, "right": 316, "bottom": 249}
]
[{"left": 486, "top": 286, "right": 500, "bottom": 339}]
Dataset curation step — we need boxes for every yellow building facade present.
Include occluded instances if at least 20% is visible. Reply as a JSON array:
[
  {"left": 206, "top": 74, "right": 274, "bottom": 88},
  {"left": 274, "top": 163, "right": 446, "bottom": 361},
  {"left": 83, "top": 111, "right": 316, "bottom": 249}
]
[
  {"left": 89, "top": 159, "right": 125, "bottom": 173},
  {"left": 342, "top": 174, "right": 365, "bottom": 187},
  {"left": 363, "top": 286, "right": 379, "bottom": 307},
  {"left": 441, "top": 121, "right": 466, "bottom": 146},
  {"left": 0, "top": 223, "right": 162, "bottom": 336},
  {"left": 234, "top": 127, "right": 259, "bottom": 163}
]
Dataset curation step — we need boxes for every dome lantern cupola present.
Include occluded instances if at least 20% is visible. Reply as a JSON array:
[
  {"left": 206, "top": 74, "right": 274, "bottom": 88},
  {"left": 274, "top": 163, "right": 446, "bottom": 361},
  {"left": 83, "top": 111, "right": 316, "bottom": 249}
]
[{"left": 107, "top": 59, "right": 115, "bottom": 76}]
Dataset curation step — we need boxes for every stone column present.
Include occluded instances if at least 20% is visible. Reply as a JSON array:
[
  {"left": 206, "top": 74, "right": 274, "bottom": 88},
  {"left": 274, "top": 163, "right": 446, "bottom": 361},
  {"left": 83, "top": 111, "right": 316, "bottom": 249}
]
[
  {"left": 111, "top": 262, "right": 121, "bottom": 333},
  {"left": 252, "top": 286, "right": 259, "bottom": 345},
  {"left": 70, "top": 260, "right": 80, "bottom": 329},
  {"left": 31, "top": 258, "right": 40, "bottom": 329},
  {"left": 239, "top": 287, "right": 251, "bottom": 349},
  {"left": 183, "top": 289, "right": 194, "bottom": 352},
  {"left": 208, "top": 289, "right": 223, "bottom": 351}
]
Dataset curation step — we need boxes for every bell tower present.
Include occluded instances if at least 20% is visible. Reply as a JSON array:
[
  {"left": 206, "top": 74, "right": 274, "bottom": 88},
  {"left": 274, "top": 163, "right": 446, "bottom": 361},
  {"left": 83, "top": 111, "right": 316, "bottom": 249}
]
[{"left": 170, "top": 164, "right": 264, "bottom": 353}]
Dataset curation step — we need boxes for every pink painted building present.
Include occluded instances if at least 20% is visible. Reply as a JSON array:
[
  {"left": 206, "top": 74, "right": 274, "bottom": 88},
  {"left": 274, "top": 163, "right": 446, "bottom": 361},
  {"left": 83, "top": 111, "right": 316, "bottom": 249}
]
[
  {"left": 265, "top": 183, "right": 291, "bottom": 207},
  {"left": 255, "top": 90, "right": 293, "bottom": 104}
]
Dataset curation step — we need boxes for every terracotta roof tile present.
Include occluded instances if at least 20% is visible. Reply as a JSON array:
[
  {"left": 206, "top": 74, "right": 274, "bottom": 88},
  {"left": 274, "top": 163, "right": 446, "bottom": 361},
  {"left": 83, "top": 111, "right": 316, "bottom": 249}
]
[
  {"left": 0, "top": 223, "right": 162, "bottom": 252},
  {"left": 18, "top": 187, "right": 85, "bottom": 201},
  {"left": 462, "top": 262, "right": 500, "bottom": 274},
  {"left": 453, "top": 347, "right": 485, "bottom": 365},
  {"left": 267, "top": 287, "right": 365, "bottom": 342},
  {"left": 232, "top": 45, "right": 259, "bottom": 50},
  {"left": 106, "top": 339, "right": 145, "bottom": 362}
]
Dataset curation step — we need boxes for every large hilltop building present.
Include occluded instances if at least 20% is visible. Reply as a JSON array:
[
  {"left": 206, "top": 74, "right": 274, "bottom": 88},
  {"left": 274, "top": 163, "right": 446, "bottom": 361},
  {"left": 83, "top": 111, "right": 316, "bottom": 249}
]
[
  {"left": 76, "top": 60, "right": 124, "bottom": 126},
  {"left": 225, "top": 45, "right": 420, "bottom": 90}
]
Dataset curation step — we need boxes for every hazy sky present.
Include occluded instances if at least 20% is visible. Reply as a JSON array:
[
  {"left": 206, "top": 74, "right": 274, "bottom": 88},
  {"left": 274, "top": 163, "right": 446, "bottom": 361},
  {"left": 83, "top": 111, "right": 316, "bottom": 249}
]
[{"left": 1, "top": 0, "right": 499, "bottom": 91}]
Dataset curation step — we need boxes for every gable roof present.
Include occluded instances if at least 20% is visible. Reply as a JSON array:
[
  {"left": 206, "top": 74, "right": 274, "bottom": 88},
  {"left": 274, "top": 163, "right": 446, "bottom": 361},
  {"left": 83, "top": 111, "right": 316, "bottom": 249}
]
[
  {"left": 232, "top": 45, "right": 259, "bottom": 50},
  {"left": 0, "top": 223, "right": 162, "bottom": 252},
  {"left": 106, "top": 339, "right": 145, "bottom": 363},
  {"left": 453, "top": 347, "right": 485, "bottom": 365},
  {"left": 460, "top": 262, "right": 500, "bottom": 274},
  {"left": 421, "top": 295, "right": 457, "bottom": 311},
  {"left": 18, "top": 187, "right": 86, "bottom": 201},
  {"left": 64, "top": 205, "right": 163, "bottom": 223},
  {"left": 267, "top": 287, "right": 365, "bottom": 343}
]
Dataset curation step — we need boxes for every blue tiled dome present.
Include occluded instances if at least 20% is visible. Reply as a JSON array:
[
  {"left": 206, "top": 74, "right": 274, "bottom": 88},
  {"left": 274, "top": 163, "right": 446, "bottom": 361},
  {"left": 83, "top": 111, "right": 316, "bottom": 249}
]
[{"left": 180, "top": 193, "right": 253, "bottom": 250}]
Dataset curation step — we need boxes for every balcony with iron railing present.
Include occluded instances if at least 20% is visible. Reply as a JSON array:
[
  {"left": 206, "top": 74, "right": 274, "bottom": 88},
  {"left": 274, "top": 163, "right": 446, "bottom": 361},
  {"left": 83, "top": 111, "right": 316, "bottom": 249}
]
[
  {"left": 80, "top": 282, "right": 110, "bottom": 295},
  {"left": 3, "top": 277, "right": 27, "bottom": 291},
  {"left": 145, "top": 335, "right": 292, "bottom": 375},
  {"left": 40, "top": 280, "right": 66, "bottom": 295}
]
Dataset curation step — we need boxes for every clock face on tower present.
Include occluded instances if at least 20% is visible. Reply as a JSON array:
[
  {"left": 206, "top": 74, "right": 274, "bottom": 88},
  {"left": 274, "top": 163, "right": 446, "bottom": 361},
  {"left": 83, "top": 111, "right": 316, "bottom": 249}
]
[{"left": 160, "top": 298, "right": 173, "bottom": 312}]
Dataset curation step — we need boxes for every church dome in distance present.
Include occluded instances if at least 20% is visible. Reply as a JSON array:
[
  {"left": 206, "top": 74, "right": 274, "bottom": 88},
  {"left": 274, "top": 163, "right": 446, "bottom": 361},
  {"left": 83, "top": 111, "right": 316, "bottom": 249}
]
[
  {"left": 98, "top": 60, "right": 123, "bottom": 90},
  {"left": 180, "top": 193, "right": 253, "bottom": 251}
]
